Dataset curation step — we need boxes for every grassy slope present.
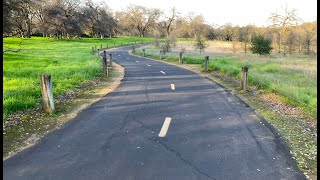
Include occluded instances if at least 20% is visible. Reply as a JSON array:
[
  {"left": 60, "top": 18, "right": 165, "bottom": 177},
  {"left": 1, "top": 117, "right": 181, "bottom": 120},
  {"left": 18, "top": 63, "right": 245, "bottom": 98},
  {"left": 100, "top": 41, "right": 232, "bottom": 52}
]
[{"left": 3, "top": 36, "right": 150, "bottom": 116}]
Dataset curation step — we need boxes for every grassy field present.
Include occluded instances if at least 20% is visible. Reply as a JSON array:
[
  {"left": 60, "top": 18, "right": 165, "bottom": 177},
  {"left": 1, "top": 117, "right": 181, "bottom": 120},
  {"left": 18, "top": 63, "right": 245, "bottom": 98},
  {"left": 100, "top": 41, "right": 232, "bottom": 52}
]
[
  {"left": 136, "top": 44, "right": 317, "bottom": 116},
  {"left": 3, "top": 36, "right": 151, "bottom": 116}
]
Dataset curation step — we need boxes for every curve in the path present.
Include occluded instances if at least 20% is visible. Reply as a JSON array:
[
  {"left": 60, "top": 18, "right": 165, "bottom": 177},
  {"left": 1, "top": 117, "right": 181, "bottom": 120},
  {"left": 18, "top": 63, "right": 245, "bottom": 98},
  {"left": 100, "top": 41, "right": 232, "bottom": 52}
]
[{"left": 3, "top": 46, "right": 305, "bottom": 180}]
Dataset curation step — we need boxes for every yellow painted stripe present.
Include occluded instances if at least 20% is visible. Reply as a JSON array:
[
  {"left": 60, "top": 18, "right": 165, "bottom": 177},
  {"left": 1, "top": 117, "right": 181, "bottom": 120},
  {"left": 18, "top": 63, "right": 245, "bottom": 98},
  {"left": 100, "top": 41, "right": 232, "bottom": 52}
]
[
  {"left": 171, "top": 84, "right": 175, "bottom": 90},
  {"left": 158, "top": 117, "right": 172, "bottom": 137}
]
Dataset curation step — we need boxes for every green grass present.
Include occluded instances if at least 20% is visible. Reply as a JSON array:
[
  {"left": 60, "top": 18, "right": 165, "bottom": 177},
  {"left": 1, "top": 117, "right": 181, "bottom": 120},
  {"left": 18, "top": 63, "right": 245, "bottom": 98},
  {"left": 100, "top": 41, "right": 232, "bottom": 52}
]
[
  {"left": 3, "top": 36, "right": 151, "bottom": 116},
  {"left": 135, "top": 49, "right": 317, "bottom": 116}
]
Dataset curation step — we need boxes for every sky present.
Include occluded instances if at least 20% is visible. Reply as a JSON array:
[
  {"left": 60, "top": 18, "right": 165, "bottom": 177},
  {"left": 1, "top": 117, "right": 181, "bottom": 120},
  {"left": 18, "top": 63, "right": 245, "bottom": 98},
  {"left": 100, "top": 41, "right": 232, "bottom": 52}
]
[{"left": 93, "top": 0, "right": 317, "bottom": 27}]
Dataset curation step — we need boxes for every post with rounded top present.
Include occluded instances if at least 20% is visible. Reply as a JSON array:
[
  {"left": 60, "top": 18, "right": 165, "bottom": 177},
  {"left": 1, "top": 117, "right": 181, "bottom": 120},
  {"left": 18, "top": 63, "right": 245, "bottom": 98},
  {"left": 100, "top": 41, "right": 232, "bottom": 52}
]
[
  {"left": 143, "top": 49, "right": 145, "bottom": 57},
  {"left": 204, "top": 56, "right": 209, "bottom": 71},
  {"left": 40, "top": 74, "right": 54, "bottom": 113},
  {"left": 160, "top": 50, "right": 162, "bottom": 59},
  {"left": 241, "top": 66, "right": 249, "bottom": 91}
]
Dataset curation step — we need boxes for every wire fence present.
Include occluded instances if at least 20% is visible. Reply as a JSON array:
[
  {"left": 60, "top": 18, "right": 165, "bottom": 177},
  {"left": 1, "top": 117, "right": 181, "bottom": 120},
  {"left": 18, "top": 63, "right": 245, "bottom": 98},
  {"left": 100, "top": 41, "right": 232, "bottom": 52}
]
[
  {"left": 247, "top": 73, "right": 317, "bottom": 112},
  {"left": 136, "top": 45, "right": 317, "bottom": 112}
]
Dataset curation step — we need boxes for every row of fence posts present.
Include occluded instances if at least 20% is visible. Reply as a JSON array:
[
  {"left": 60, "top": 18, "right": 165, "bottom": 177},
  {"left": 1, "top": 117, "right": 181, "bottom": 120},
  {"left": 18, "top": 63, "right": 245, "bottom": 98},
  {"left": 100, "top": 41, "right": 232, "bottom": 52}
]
[
  {"left": 138, "top": 48, "right": 249, "bottom": 91},
  {"left": 40, "top": 41, "right": 248, "bottom": 114},
  {"left": 91, "top": 41, "right": 148, "bottom": 55},
  {"left": 40, "top": 44, "right": 118, "bottom": 114}
]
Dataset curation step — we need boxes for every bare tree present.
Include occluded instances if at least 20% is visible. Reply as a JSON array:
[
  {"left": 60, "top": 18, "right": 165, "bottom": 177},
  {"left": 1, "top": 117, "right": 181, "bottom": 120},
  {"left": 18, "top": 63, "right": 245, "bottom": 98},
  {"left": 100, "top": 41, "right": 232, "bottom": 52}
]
[
  {"left": 268, "top": 5, "right": 301, "bottom": 54},
  {"left": 163, "top": 7, "right": 178, "bottom": 37},
  {"left": 121, "top": 5, "right": 161, "bottom": 37},
  {"left": 188, "top": 13, "right": 205, "bottom": 38}
]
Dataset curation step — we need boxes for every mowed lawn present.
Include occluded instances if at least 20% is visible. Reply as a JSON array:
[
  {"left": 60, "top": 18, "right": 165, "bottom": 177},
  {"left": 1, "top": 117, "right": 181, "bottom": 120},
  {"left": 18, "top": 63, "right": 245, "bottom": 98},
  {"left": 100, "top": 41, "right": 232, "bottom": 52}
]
[
  {"left": 135, "top": 43, "right": 317, "bottom": 115},
  {"left": 3, "top": 36, "right": 150, "bottom": 116}
]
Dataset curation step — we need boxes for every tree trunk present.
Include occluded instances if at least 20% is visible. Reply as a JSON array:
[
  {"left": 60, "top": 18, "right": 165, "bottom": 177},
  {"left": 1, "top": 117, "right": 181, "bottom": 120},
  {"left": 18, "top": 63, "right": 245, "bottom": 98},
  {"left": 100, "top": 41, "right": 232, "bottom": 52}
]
[
  {"left": 244, "top": 42, "right": 247, "bottom": 54},
  {"left": 278, "top": 33, "right": 281, "bottom": 53}
]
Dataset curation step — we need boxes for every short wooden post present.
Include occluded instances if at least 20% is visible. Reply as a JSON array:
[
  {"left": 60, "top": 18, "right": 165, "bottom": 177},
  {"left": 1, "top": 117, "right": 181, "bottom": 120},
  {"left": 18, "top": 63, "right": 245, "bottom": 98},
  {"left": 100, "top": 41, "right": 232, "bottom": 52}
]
[
  {"left": 204, "top": 56, "right": 209, "bottom": 71},
  {"left": 160, "top": 50, "right": 162, "bottom": 59},
  {"left": 109, "top": 53, "right": 113, "bottom": 67},
  {"left": 95, "top": 45, "right": 97, "bottom": 51},
  {"left": 132, "top": 45, "right": 135, "bottom": 53},
  {"left": 143, "top": 49, "right": 145, "bottom": 57},
  {"left": 103, "top": 51, "right": 107, "bottom": 75},
  {"left": 241, "top": 66, "right": 249, "bottom": 91},
  {"left": 106, "top": 44, "right": 108, "bottom": 48},
  {"left": 135, "top": 41, "right": 137, "bottom": 44},
  {"left": 114, "top": 42, "right": 115, "bottom": 47},
  {"left": 92, "top": 47, "right": 94, "bottom": 54},
  {"left": 98, "top": 49, "right": 100, "bottom": 55},
  {"left": 121, "top": 42, "right": 123, "bottom": 46},
  {"left": 100, "top": 45, "right": 102, "bottom": 49},
  {"left": 179, "top": 52, "right": 183, "bottom": 64},
  {"left": 40, "top": 74, "right": 54, "bottom": 113},
  {"left": 142, "top": 40, "right": 144, "bottom": 44}
]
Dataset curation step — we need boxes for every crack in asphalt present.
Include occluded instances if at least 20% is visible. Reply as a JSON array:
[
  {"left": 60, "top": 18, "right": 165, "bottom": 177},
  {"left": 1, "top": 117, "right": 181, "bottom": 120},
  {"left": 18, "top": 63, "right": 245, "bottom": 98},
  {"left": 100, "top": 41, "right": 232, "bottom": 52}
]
[
  {"left": 101, "top": 113, "right": 131, "bottom": 149},
  {"left": 148, "top": 137, "right": 217, "bottom": 180}
]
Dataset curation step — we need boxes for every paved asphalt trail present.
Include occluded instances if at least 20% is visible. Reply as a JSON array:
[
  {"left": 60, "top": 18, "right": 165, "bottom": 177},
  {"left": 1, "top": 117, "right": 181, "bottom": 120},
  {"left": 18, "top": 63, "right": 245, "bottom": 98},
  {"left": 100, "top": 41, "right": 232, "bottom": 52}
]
[{"left": 4, "top": 46, "right": 305, "bottom": 180}]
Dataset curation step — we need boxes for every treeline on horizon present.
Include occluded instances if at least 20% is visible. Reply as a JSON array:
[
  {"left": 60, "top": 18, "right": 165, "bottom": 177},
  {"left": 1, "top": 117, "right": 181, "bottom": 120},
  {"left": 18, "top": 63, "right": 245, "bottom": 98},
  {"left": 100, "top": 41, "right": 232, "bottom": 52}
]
[{"left": 3, "top": 0, "right": 317, "bottom": 55}]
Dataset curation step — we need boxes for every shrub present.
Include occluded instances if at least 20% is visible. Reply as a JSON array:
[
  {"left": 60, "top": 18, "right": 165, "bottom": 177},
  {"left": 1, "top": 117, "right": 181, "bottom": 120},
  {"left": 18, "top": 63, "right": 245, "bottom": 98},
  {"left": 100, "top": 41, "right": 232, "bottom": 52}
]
[{"left": 250, "top": 35, "right": 272, "bottom": 55}]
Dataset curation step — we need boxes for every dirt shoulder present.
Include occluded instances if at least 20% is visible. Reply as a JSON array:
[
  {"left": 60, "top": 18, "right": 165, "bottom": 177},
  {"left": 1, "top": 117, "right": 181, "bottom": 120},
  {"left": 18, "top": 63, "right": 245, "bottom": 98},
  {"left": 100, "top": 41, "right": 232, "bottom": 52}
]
[{"left": 3, "top": 61, "right": 124, "bottom": 160}]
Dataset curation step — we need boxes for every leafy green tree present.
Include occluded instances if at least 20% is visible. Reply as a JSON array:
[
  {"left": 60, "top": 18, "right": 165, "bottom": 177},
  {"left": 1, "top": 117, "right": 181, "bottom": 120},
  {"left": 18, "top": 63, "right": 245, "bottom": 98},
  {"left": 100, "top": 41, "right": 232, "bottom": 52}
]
[
  {"left": 250, "top": 35, "right": 272, "bottom": 55},
  {"left": 193, "top": 36, "right": 207, "bottom": 55}
]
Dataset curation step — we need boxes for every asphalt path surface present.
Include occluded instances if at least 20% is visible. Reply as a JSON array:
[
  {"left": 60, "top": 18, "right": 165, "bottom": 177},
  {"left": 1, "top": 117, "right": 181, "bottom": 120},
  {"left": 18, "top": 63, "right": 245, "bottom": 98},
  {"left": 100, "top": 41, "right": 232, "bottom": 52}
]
[{"left": 3, "top": 46, "right": 305, "bottom": 180}]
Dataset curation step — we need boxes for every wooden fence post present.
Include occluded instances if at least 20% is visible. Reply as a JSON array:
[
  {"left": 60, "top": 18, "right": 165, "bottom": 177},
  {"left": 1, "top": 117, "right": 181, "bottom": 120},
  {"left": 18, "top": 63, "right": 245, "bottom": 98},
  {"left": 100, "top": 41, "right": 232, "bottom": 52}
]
[
  {"left": 241, "top": 66, "right": 248, "bottom": 91},
  {"left": 160, "top": 51, "right": 162, "bottom": 59},
  {"left": 100, "top": 45, "right": 102, "bottom": 49},
  {"left": 95, "top": 45, "right": 97, "bottom": 51},
  {"left": 204, "top": 56, "right": 209, "bottom": 71},
  {"left": 179, "top": 52, "right": 183, "bottom": 64},
  {"left": 132, "top": 45, "right": 135, "bottom": 53},
  {"left": 103, "top": 51, "right": 107, "bottom": 75},
  {"left": 114, "top": 43, "right": 115, "bottom": 47},
  {"left": 98, "top": 49, "right": 100, "bottom": 55},
  {"left": 40, "top": 74, "right": 54, "bottom": 113},
  {"left": 106, "top": 44, "right": 108, "bottom": 48},
  {"left": 109, "top": 53, "right": 113, "bottom": 67},
  {"left": 92, "top": 47, "right": 94, "bottom": 54},
  {"left": 143, "top": 49, "right": 145, "bottom": 57}
]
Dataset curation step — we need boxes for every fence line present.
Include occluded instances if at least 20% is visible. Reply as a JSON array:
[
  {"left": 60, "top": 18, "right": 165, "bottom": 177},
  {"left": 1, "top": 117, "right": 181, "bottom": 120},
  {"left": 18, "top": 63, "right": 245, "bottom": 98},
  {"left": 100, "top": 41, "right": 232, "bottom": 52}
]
[
  {"left": 248, "top": 73, "right": 317, "bottom": 111},
  {"left": 136, "top": 46, "right": 317, "bottom": 112}
]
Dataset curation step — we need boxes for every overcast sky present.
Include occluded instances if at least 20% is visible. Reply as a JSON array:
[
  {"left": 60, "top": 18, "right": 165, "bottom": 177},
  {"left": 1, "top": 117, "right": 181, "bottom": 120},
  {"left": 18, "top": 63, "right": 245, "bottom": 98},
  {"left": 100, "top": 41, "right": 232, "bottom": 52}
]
[{"left": 93, "top": 0, "right": 317, "bottom": 27}]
